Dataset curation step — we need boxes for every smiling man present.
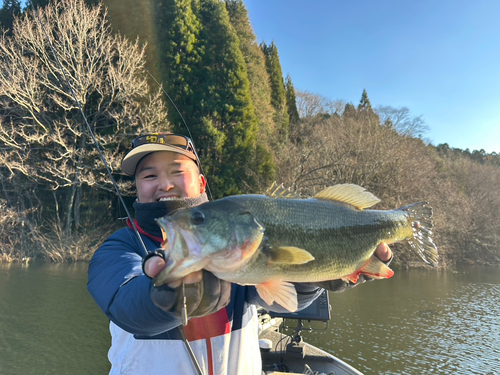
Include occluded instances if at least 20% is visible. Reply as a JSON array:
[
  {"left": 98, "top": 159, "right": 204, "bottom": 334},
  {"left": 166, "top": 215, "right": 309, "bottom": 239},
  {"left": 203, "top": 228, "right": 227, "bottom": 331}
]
[
  {"left": 135, "top": 152, "right": 205, "bottom": 202},
  {"left": 87, "top": 132, "right": 392, "bottom": 375}
]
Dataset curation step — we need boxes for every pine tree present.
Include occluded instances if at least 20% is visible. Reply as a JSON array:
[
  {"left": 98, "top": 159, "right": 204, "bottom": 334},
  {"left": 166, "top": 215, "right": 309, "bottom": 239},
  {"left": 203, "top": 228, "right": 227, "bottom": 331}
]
[
  {"left": 358, "top": 89, "right": 372, "bottom": 111},
  {"left": 342, "top": 102, "right": 357, "bottom": 120},
  {"left": 157, "top": 0, "right": 274, "bottom": 197},
  {"left": 196, "top": 0, "right": 274, "bottom": 196},
  {"left": 261, "top": 41, "right": 289, "bottom": 140},
  {"left": 285, "top": 74, "right": 300, "bottom": 124},
  {"left": 225, "top": 0, "right": 276, "bottom": 144},
  {"left": 357, "top": 89, "right": 379, "bottom": 126},
  {"left": 155, "top": 0, "right": 204, "bottom": 129}
]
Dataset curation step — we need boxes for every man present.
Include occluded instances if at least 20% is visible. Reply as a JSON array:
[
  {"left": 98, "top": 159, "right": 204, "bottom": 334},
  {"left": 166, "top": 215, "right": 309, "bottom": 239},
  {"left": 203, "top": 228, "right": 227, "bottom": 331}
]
[{"left": 87, "top": 133, "right": 392, "bottom": 375}]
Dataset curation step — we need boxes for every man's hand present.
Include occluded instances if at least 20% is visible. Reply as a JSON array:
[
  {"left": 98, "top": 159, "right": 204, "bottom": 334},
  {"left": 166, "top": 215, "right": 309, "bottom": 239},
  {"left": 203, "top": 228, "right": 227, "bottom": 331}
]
[
  {"left": 143, "top": 247, "right": 231, "bottom": 318},
  {"left": 143, "top": 247, "right": 202, "bottom": 288}
]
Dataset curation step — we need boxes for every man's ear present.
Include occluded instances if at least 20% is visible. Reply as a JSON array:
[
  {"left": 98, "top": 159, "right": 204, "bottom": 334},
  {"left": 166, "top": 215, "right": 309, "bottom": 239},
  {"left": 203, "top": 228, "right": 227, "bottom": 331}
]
[{"left": 199, "top": 174, "right": 207, "bottom": 194}]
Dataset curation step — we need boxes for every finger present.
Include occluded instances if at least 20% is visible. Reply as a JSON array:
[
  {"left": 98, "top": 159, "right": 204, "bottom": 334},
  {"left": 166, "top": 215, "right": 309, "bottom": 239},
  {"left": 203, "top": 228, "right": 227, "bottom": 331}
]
[
  {"left": 144, "top": 256, "right": 167, "bottom": 278},
  {"left": 184, "top": 271, "right": 203, "bottom": 284},
  {"left": 167, "top": 271, "right": 203, "bottom": 289},
  {"left": 167, "top": 279, "right": 182, "bottom": 289},
  {"left": 375, "top": 242, "right": 392, "bottom": 262}
]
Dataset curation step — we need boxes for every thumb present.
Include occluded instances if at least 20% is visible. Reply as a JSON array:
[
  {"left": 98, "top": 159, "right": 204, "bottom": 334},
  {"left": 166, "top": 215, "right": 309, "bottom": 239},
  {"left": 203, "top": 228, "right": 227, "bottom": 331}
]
[{"left": 144, "top": 256, "right": 167, "bottom": 278}]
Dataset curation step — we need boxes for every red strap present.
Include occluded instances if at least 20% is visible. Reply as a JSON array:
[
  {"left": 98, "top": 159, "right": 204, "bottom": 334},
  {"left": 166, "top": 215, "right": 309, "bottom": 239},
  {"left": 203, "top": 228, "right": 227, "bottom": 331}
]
[{"left": 126, "top": 218, "right": 163, "bottom": 243}]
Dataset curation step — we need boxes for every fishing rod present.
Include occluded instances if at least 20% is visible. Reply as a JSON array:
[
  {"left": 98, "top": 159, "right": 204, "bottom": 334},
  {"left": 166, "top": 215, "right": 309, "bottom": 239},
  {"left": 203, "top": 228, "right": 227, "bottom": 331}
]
[{"left": 28, "top": 3, "right": 205, "bottom": 374}]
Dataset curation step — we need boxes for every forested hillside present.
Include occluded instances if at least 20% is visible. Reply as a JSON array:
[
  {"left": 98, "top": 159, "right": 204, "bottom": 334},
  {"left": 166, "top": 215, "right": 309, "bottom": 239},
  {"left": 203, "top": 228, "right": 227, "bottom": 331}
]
[{"left": 0, "top": 0, "right": 499, "bottom": 268}]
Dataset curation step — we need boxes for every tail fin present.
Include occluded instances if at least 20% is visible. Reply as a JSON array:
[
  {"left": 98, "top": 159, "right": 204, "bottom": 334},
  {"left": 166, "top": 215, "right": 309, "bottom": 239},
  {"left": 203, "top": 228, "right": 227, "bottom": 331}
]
[{"left": 401, "top": 202, "right": 439, "bottom": 267}]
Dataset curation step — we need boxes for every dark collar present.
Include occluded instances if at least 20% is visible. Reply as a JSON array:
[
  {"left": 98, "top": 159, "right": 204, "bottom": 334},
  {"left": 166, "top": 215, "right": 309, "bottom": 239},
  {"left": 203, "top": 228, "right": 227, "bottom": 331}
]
[{"left": 132, "top": 193, "right": 209, "bottom": 239}]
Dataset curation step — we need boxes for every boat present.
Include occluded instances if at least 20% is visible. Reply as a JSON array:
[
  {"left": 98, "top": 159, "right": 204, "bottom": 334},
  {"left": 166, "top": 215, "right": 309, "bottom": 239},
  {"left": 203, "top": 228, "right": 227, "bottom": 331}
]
[{"left": 258, "top": 290, "right": 364, "bottom": 375}]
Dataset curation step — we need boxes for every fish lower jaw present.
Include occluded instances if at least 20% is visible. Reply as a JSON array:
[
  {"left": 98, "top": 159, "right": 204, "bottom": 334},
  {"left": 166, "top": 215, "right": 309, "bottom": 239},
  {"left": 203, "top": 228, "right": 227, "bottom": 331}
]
[{"left": 152, "top": 258, "right": 204, "bottom": 286}]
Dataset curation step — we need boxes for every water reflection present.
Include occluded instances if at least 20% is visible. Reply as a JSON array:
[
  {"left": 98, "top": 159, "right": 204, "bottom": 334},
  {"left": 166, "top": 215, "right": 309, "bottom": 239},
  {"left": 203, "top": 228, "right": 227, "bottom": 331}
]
[
  {"left": 0, "top": 262, "right": 110, "bottom": 375},
  {"left": 0, "top": 263, "right": 499, "bottom": 374},
  {"left": 298, "top": 268, "right": 500, "bottom": 375}
]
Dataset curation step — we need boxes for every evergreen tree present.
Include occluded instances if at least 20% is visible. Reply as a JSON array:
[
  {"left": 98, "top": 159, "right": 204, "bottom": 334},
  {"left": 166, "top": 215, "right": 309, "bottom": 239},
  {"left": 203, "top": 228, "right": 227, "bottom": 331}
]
[
  {"left": 158, "top": 0, "right": 274, "bottom": 197},
  {"left": 358, "top": 89, "right": 372, "bottom": 111},
  {"left": 285, "top": 74, "right": 300, "bottom": 124},
  {"left": 155, "top": 0, "right": 221, "bottom": 174},
  {"left": 197, "top": 0, "right": 274, "bottom": 196},
  {"left": 0, "top": 0, "right": 21, "bottom": 35},
  {"left": 342, "top": 102, "right": 357, "bottom": 119},
  {"left": 155, "top": 0, "right": 204, "bottom": 129},
  {"left": 261, "top": 41, "right": 289, "bottom": 139},
  {"left": 357, "top": 89, "right": 379, "bottom": 126},
  {"left": 225, "top": 0, "right": 276, "bottom": 144}
]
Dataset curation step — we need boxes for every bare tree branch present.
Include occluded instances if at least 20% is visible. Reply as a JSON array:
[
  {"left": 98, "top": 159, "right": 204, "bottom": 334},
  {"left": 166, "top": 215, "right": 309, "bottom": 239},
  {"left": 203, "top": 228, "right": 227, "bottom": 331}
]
[{"left": 0, "top": 0, "right": 169, "bottom": 236}]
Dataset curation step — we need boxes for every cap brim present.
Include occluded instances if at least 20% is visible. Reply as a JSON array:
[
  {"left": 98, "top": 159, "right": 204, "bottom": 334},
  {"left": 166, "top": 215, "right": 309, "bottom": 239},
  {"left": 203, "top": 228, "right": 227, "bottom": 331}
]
[{"left": 121, "top": 144, "right": 198, "bottom": 176}]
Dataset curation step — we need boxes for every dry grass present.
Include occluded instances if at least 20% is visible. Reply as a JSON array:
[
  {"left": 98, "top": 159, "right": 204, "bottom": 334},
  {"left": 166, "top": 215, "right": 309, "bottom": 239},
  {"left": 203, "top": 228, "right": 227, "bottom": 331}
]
[
  {"left": 31, "top": 219, "right": 118, "bottom": 262},
  {"left": 0, "top": 199, "right": 118, "bottom": 263}
]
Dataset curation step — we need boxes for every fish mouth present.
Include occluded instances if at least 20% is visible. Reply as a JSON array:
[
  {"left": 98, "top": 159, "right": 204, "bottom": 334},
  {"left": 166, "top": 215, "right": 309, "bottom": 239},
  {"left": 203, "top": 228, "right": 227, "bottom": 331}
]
[{"left": 153, "top": 216, "right": 207, "bottom": 286}]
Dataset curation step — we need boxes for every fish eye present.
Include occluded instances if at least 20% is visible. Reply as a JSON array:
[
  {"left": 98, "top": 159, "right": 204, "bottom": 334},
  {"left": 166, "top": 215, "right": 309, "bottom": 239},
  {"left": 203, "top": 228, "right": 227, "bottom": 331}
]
[{"left": 190, "top": 211, "right": 205, "bottom": 225}]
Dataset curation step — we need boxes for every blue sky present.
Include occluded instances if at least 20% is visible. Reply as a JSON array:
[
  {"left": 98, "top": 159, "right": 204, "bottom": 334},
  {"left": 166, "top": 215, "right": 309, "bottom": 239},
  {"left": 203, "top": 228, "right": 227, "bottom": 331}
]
[{"left": 245, "top": 0, "right": 500, "bottom": 154}]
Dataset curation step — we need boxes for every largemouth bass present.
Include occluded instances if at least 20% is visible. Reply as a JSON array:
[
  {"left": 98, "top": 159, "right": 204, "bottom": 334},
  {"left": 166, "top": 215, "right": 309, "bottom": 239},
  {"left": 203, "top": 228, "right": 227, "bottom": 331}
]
[{"left": 154, "top": 184, "right": 438, "bottom": 312}]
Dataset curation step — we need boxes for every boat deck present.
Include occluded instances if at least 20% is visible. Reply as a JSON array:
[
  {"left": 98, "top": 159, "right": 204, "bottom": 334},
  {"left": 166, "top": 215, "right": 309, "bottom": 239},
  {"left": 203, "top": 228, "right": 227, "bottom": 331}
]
[{"left": 259, "top": 321, "right": 363, "bottom": 375}]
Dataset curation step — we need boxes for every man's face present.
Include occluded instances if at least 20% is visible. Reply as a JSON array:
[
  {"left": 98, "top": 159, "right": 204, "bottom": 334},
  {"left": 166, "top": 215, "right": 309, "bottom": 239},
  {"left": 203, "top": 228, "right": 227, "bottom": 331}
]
[{"left": 135, "top": 151, "right": 206, "bottom": 203}]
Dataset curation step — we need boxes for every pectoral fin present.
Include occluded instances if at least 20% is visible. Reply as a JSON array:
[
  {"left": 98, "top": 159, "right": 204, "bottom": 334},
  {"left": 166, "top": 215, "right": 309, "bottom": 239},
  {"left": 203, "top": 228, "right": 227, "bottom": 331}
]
[
  {"left": 256, "top": 281, "right": 298, "bottom": 312},
  {"left": 341, "top": 255, "right": 394, "bottom": 284},
  {"left": 269, "top": 246, "right": 315, "bottom": 265}
]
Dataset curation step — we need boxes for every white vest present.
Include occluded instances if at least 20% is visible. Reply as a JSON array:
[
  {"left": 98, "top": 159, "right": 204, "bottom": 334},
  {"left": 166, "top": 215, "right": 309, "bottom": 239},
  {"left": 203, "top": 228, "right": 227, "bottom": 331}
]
[{"left": 107, "top": 305, "right": 262, "bottom": 375}]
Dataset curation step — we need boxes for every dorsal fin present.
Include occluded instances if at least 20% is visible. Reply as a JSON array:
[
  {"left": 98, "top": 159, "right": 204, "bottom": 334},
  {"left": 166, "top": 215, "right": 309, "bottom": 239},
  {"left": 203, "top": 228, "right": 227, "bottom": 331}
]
[
  {"left": 265, "top": 182, "right": 301, "bottom": 199},
  {"left": 313, "top": 184, "right": 380, "bottom": 210}
]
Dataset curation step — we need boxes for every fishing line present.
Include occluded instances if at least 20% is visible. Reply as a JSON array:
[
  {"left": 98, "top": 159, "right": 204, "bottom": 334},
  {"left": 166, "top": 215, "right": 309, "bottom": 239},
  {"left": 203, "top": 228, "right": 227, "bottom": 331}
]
[{"left": 27, "top": 0, "right": 148, "bottom": 256}]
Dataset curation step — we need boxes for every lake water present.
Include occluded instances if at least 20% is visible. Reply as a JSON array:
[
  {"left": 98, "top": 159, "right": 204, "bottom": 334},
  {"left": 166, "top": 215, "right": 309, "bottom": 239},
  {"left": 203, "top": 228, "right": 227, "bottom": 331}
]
[{"left": 0, "top": 263, "right": 498, "bottom": 374}]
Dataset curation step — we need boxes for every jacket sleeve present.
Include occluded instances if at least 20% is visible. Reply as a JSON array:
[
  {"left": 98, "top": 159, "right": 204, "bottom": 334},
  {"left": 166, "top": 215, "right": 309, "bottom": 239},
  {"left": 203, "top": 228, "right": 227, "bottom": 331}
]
[{"left": 87, "top": 228, "right": 183, "bottom": 336}]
